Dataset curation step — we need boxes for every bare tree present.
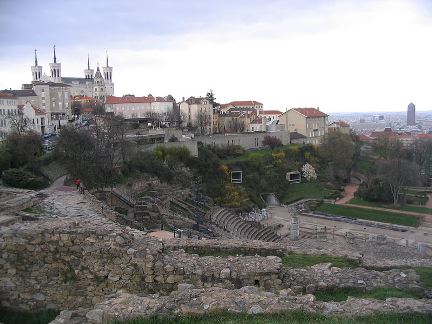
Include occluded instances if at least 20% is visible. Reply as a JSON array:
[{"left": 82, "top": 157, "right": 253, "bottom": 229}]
[
  {"left": 228, "top": 118, "right": 245, "bottom": 133},
  {"left": 7, "top": 114, "right": 32, "bottom": 136},
  {"left": 196, "top": 110, "right": 211, "bottom": 135},
  {"left": 377, "top": 158, "right": 421, "bottom": 206}
]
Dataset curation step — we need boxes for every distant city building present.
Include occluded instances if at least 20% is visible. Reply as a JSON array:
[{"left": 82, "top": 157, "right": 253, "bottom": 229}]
[{"left": 407, "top": 102, "right": 416, "bottom": 126}]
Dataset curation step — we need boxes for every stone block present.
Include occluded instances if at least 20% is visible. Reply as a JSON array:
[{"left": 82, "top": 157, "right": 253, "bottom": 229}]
[{"left": 220, "top": 268, "right": 231, "bottom": 279}]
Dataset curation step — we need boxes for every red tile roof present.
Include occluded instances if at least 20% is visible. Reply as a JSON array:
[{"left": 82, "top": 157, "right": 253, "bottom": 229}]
[
  {"left": 18, "top": 103, "right": 46, "bottom": 116},
  {"left": 292, "top": 108, "right": 327, "bottom": 118},
  {"left": 358, "top": 134, "right": 371, "bottom": 142},
  {"left": 222, "top": 101, "right": 263, "bottom": 108},
  {"left": 417, "top": 134, "right": 432, "bottom": 140},
  {"left": 72, "top": 95, "right": 94, "bottom": 101},
  {"left": 263, "top": 110, "right": 283, "bottom": 115},
  {"left": 0, "top": 92, "right": 16, "bottom": 99},
  {"left": 106, "top": 95, "right": 153, "bottom": 104},
  {"left": 106, "top": 95, "right": 174, "bottom": 104}
]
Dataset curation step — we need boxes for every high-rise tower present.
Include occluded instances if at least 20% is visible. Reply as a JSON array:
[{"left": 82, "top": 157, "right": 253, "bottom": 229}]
[
  {"left": 407, "top": 102, "right": 416, "bottom": 126},
  {"left": 49, "top": 45, "right": 62, "bottom": 83},
  {"left": 102, "top": 52, "right": 114, "bottom": 95},
  {"left": 31, "top": 49, "right": 43, "bottom": 81}
]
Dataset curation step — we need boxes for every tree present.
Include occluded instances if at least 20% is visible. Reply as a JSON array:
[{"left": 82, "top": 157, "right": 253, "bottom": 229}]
[
  {"left": 71, "top": 101, "right": 82, "bottom": 117},
  {"left": 319, "top": 132, "right": 355, "bottom": 181},
  {"left": 166, "top": 106, "right": 181, "bottom": 127},
  {"left": 262, "top": 135, "right": 282, "bottom": 149},
  {"left": 302, "top": 163, "right": 317, "bottom": 181},
  {"left": 7, "top": 114, "right": 32, "bottom": 136},
  {"left": 196, "top": 110, "right": 211, "bottom": 135},
  {"left": 5, "top": 131, "right": 42, "bottom": 168},
  {"left": 227, "top": 118, "right": 245, "bottom": 133},
  {"left": 374, "top": 137, "right": 406, "bottom": 160},
  {"left": 56, "top": 116, "right": 130, "bottom": 189},
  {"left": 377, "top": 158, "right": 421, "bottom": 206}
]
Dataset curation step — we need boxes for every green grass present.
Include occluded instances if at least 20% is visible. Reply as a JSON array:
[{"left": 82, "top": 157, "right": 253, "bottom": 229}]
[
  {"left": 315, "top": 287, "right": 423, "bottom": 302},
  {"left": 22, "top": 205, "right": 43, "bottom": 214},
  {"left": 113, "top": 311, "right": 432, "bottom": 324},
  {"left": 348, "top": 197, "right": 432, "bottom": 215},
  {"left": 415, "top": 267, "right": 432, "bottom": 288},
  {"left": 316, "top": 204, "right": 421, "bottom": 227},
  {"left": 281, "top": 253, "right": 359, "bottom": 268},
  {"left": 353, "top": 158, "right": 375, "bottom": 174},
  {"left": 0, "top": 308, "right": 59, "bottom": 324},
  {"left": 186, "top": 249, "right": 283, "bottom": 258},
  {"left": 223, "top": 148, "right": 273, "bottom": 163},
  {"left": 281, "top": 182, "right": 340, "bottom": 204}
]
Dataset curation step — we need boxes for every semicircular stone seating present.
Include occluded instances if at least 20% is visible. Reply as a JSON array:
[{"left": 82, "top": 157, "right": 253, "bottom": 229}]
[{"left": 208, "top": 208, "right": 280, "bottom": 242}]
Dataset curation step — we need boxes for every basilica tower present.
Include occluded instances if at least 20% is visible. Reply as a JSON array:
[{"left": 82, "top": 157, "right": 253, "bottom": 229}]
[
  {"left": 49, "top": 45, "right": 62, "bottom": 83},
  {"left": 31, "top": 49, "right": 43, "bottom": 81},
  {"left": 93, "top": 64, "right": 106, "bottom": 102},
  {"left": 84, "top": 54, "right": 94, "bottom": 79},
  {"left": 102, "top": 53, "right": 114, "bottom": 95}
]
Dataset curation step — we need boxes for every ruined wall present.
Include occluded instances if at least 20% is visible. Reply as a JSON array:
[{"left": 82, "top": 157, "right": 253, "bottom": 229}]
[
  {"left": 0, "top": 217, "right": 281, "bottom": 311},
  {"left": 282, "top": 263, "right": 422, "bottom": 294}
]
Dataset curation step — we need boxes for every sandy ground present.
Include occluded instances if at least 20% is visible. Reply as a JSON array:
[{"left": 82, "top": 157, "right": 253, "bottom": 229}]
[
  {"left": 149, "top": 230, "right": 174, "bottom": 240},
  {"left": 426, "top": 194, "right": 432, "bottom": 209},
  {"left": 263, "top": 206, "right": 432, "bottom": 244}
]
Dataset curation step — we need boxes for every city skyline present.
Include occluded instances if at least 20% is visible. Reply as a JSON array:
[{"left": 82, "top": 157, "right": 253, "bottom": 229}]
[{"left": 1, "top": 0, "right": 432, "bottom": 112}]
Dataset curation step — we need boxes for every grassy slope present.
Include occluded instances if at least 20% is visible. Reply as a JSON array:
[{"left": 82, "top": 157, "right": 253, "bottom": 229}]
[
  {"left": 281, "top": 182, "right": 338, "bottom": 204},
  {"left": 0, "top": 309, "right": 59, "bottom": 324},
  {"left": 316, "top": 204, "right": 421, "bottom": 227},
  {"left": 349, "top": 197, "right": 432, "bottom": 215},
  {"left": 282, "top": 253, "right": 358, "bottom": 268},
  {"left": 115, "top": 311, "right": 432, "bottom": 324}
]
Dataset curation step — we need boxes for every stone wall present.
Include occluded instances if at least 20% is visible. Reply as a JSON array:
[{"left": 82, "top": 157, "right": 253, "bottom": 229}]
[
  {"left": 282, "top": 263, "right": 422, "bottom": 294},
  {"left": 51, "top": 287, "right": 432, "bottom": 324},
  {"left": 196, "top": 131, "right": 290, "bottom": 150},
  {"left": 0, "top": 217, "right": 282, "bottom": 311}
]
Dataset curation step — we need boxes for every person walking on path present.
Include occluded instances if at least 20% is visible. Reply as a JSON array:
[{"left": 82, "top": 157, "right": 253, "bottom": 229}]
[{"left": 74, "top": 179, "right": 81, "bottom": 190}]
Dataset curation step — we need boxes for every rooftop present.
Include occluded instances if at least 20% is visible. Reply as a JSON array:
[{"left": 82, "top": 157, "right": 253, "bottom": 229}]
[{"left": 292, "top": 108, "right": 328, "bottom": 118}]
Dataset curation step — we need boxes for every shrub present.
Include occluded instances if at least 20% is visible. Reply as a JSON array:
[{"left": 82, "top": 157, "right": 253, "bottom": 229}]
[
  {"left": 356, "top": 178, "right": 393, "bottom": 203},
  {"left": 2, "top": 168, "right": 49, "bottom": 190},
  {"left": 262, "top": 135, "right": 282, "bottom": 149}
]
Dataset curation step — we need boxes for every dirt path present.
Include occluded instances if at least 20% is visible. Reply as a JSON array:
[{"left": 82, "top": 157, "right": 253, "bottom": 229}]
[
  {"left": 335, "top": 184, "right": 359, "bottom": 205},
  {"left": 426, "top": 194, "right": 432, "bottom": 209}
]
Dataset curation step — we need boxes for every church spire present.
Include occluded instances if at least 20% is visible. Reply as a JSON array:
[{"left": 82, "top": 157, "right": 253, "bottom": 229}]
[
  {"left": 106, "top": 51, "right": 109, "bottom": 67},
  {"left": 53, "top": 45, "right": 57, "bottom": 63},
  {"left": 34, "top": 49, "right": 38, "bottom": 66},
  {"left": 87, "top": 54, "right": 90, "bottom": 70}
]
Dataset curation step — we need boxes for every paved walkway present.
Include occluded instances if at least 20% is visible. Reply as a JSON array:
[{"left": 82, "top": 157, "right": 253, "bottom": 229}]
[
  {"left": 426, "top": 194, "right": 432, "bottom": 209},
  {"left": 335, "top": 184, "right": 359, "bottom": 205}
]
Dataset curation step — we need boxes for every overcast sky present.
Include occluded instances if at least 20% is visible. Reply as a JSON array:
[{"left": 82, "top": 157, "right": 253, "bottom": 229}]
[{"left": 1, "top": 0, "right": 432, "bottom": 112}]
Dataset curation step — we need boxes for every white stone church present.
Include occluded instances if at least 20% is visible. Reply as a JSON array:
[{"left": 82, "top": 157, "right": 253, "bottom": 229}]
[{"left": 31, "top": 46, "right": 115, "bottom": 101}]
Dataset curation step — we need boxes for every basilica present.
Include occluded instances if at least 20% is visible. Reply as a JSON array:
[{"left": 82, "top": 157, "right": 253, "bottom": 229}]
[{"left": 31, "top": 46, "right": 114, "bottom": 101}]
